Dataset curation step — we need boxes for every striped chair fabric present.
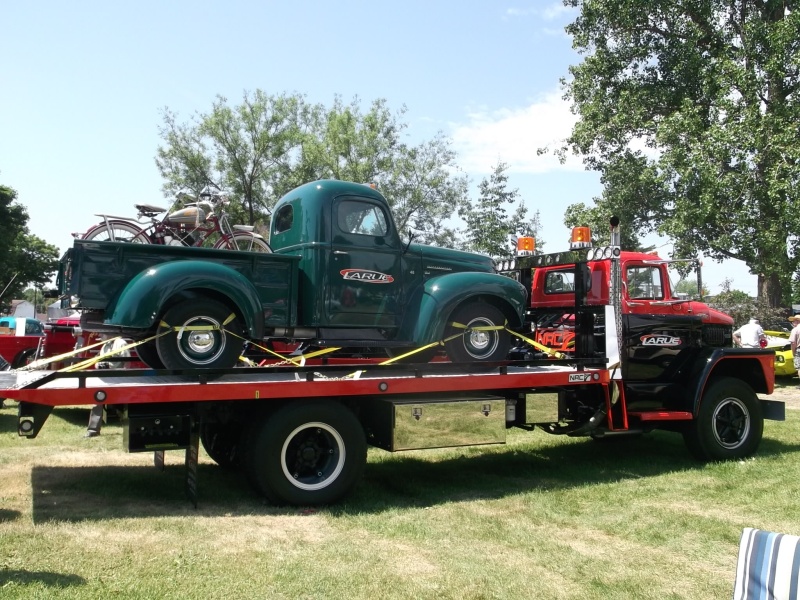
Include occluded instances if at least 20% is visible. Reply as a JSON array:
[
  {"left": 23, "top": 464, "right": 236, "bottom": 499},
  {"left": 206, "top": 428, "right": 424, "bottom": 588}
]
[{"left": 734, "top": 528, "right": 800, "bottom": 600}]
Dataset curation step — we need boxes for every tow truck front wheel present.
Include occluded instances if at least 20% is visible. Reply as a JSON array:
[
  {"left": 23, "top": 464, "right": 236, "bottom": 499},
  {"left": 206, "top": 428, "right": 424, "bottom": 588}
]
[
  {"left": 444, "top": 302, "right": 510, "bottom": 362},
  {"left": 156, "top": 298, "right": 244, "bottom": 370},
  {"left": 683, "top": 377, "right": 763, "bottom": 461},
  {"left": 245, "top": 402, "right": 367, "bottom": 506}
]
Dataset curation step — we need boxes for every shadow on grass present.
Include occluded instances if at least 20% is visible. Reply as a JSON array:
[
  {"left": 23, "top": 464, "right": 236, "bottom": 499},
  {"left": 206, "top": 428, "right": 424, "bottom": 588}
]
[
  {"left": 0, "top": 569, "right": 85, "bottom": 588},
  {"left": 30, "top": 428, "right": 800, "bottom": 521},
  {"left": 0, "top": 410, "right": 17, "bottom": 434},
  {"left": 0, "top": 509, "right": 22, "bottom": 522},
  {"left": 30, "top": 462, "right": 263, "bottom": 524},
  {"left": 51, "top": 406, "right": 95, "bottom": 427},
  {"left": 348, "top": 431, "right": 800, "bottom": 509}
]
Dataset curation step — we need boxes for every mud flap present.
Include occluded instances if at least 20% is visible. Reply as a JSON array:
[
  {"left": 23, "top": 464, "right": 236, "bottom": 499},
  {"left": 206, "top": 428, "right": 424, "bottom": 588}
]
[{"left": 760, "top": 399, "right": 785, "bottom": 421}]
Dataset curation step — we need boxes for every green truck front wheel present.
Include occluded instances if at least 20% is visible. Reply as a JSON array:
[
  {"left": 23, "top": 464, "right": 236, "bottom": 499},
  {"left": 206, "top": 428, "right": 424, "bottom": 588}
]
[{"left": 444, "top": 302, "right": 510, "bottom": 362}]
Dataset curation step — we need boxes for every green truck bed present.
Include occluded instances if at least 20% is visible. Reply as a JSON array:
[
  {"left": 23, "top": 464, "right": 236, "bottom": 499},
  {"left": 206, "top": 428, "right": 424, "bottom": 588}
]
[{"left": 61, "top": 239, "right": 300, "bottom": 332}]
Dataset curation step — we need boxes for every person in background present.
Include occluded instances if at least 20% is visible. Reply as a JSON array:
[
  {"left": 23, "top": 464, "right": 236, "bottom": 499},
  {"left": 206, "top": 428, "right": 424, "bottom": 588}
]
[
  {"left": 732, "top": 317, "right": 767, "bottom": 348},
  {"left": 788, "top": 315, "right": 800, "bottom": 386}
]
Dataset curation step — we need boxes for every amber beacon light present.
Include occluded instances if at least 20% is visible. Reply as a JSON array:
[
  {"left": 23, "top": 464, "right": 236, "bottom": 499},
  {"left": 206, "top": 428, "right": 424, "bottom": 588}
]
[{"left": 569, "top": 226, "right": 592, "bottom": 250}]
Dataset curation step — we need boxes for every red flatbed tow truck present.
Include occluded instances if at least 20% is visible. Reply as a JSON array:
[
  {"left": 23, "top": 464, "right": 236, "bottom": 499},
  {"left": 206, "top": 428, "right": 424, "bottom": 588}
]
[{"left": 0, "top": 219, "right": 783, "bottom": 507}]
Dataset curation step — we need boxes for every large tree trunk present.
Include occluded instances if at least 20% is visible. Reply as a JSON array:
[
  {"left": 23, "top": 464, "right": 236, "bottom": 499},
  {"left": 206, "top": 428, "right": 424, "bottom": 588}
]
[{"left": 759, "top": 273, "right": 783, "bottom": 308}]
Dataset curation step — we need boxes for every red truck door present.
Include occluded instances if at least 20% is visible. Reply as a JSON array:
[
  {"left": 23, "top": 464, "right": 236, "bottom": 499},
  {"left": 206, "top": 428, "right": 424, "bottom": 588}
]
[
  {"left": 623, "top": 261, "right": 695, "bottom": 316},
  {"left": 623, "top": 263, "right": 666, "bottom": 313},
  {"left": 325, "top": 197, "right": 403, "bottom": 328}
]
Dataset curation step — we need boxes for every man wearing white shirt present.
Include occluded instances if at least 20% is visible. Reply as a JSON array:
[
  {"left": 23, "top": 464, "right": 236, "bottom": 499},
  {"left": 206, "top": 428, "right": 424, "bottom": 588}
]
[{"left": 732, "top": 318, "right": 767, "bottom": 348}]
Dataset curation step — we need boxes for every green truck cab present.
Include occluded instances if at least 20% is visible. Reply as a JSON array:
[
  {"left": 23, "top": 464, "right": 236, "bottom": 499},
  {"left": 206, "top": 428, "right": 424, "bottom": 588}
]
[{"left": 61, "top": 180, "right": 526, "bottom": 370}]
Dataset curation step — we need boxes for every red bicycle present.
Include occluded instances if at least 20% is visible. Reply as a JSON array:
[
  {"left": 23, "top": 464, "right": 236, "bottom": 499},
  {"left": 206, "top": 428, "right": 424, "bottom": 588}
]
[{"left": 79, "top": 186, "right": 271, "bottom": 252}]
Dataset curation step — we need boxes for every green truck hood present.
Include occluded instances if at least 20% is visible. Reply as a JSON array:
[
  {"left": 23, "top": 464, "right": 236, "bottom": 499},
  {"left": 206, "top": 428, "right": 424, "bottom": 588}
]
[{"left": 408, "top": 243, "right": 494, "bottom": 273}]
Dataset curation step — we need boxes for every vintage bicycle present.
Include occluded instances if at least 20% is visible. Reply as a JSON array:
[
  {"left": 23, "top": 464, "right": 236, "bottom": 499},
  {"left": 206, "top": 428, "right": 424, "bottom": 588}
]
[{"left": 78, "top": 186, "right": 271, "bottom": 252}]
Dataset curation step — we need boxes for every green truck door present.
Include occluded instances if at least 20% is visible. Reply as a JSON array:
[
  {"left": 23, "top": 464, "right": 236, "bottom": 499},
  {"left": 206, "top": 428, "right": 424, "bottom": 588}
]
[{"left": 326, "top": 197, "right": 403, "bottom": 327}]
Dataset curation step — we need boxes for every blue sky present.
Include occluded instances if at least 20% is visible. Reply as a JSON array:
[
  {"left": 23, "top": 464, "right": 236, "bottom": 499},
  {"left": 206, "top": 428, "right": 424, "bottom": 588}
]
[{"left": 0, "top": 0, "right": 757, "bottom": 295}]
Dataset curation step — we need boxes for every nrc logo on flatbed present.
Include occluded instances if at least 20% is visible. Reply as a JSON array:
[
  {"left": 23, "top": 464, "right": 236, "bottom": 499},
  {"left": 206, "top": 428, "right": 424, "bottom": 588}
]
[{"left": 568, "top": 373, "right": 593, "bottom": 382}]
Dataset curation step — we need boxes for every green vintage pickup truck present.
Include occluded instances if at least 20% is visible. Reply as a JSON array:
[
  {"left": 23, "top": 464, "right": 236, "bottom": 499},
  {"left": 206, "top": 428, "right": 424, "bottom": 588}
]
[{"left": 59, "top": 180, "right": 527, "bottom": 370}]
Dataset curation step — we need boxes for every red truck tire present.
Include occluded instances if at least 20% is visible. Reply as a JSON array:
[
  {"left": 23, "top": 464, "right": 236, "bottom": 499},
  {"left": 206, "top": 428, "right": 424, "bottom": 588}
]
[
  {"left": 243, "top": 402, "right": 367, "bottom": 506},
  {"left": 683, "top": 377, "right": 763, "bottom": 461}
]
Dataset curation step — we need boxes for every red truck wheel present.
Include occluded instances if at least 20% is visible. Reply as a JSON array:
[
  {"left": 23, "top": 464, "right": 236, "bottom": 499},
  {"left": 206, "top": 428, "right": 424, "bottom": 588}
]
[
  {"left": 156, "top": 299, "right": 244, "bottom": 370},
  {"left": 244, "top": 402, "right": 367, "bottom": 506},
  {"left": 444, "top": 302, "right": 510, "bottom": 362},
  {"left": 682, "top": 377, "right": 763, "bottom": 461}
]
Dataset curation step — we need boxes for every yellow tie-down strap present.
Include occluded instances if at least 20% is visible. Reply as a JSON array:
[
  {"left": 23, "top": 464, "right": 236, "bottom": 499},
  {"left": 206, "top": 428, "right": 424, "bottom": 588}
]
[
  {"left": 61, "top": 334, "right": 170, "bottom": 372},
  {"left": 18, "top": 331, "right": 171, "bottom": 373},
  {"left": 18, "top": 336, "right": 112, "bottom": 372},
  {"left": 378, "top": 321, "right": 567, "bottom": 364},
  {"left": 28, "top": 314, "right": 567, "bottom": 374},
  {"left": 159, "top": 314, "right": 343, "bottom": 369}
]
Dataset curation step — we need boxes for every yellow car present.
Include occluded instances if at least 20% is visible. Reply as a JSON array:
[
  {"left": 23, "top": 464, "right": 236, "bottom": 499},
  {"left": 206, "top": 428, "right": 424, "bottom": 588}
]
[{"left": 765, "top": 330, "right": 796, "bottom": 377}]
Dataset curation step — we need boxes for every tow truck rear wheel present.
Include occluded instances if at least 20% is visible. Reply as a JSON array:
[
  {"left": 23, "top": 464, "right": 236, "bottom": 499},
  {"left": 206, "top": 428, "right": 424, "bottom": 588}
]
[
  {"left": 200, "top": 421, "right": 241, "bottom": 470},
  {"left": 683, "top": 377, "right": 763, "bottom": 461},
  {"left": 156, "top": 298, "right": 244, "bottom": 370},
  {"left": 244, "top": 402, "right": 366, "bottom": 506},
  {"left": 444, "top": 302, "right": 510, "bottom": 362},
  {"left": 134, "top": 339, "right": 164, "bottom": 369}
]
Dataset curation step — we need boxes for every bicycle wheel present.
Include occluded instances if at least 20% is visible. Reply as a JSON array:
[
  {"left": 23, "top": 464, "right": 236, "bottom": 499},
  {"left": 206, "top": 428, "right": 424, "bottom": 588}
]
[
  {"left": 81, "top": 220, "right": 151, "bottom": 243},
  {"left": 214, "top": 233, "right": 271, "bottom": 252}
]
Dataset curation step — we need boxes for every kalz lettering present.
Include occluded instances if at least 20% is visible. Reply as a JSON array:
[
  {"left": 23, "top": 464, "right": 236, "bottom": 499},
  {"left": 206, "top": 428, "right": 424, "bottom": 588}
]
[
  {"left": 640, "top": 335, "right": 682, "bottom": 346},
  {"left": 340, "top": 269, "right": 395, "bottom": 284}
]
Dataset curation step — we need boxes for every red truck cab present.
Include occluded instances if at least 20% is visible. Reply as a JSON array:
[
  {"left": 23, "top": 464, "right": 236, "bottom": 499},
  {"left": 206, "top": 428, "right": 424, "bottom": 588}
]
[{"left": 529, "top": 250, "right": 732, "bottom": 320}]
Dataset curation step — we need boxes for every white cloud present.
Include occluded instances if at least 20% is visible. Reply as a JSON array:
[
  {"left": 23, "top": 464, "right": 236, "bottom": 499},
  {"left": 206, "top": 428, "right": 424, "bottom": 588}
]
[
  {"left": 505, "top": 7, "right": 536, "bottom": 17},
  {"left": 449, "top": 91, "right": 584, "bottom": 175},
  {"left": 505, "top": 3, "right": 576, "bottom": 21}
]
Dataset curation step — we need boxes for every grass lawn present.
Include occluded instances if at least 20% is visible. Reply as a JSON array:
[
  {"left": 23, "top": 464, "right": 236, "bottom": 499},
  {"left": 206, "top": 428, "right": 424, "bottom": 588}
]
[{"left": 1, "top": 394, "right": 799, "bottom": 599}]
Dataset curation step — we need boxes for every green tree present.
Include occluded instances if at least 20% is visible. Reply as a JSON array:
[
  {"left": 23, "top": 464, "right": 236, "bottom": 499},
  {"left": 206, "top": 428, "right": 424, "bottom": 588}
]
[
  {"left": 458, "top": 162, "right": 542, "bottom": 258},
  {"left": 381, "top": 133, "right": 470, "bottom": 246},
  {"left": 0, "top": 185, "right": 60, "bottom": 310},
  {"left": 709, "top": 278, "right": 785, "bottom": 329},
  {"left": 287, "top": 96, "right": 469, "bottom": 244},
  {"left": 156, "top": 90, "right": 304, "bottom": 228},
  {"left": 561, "top": 0, "right": 800, "bottom": 307},
  {"left": 675, "top": 277, "right": 708, "bottom": 298},
  {"left": 157, "top": 92, "right": 469, "bottom": 246},
  {"left": 22, "top": 286, "right": 47, "bottom": 315}
]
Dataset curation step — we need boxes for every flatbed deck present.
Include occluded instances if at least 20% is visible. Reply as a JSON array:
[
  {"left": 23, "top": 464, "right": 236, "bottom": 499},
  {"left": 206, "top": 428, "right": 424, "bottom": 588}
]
[{"left": 1, "top": 361, "right": 610, "bottom": 407}]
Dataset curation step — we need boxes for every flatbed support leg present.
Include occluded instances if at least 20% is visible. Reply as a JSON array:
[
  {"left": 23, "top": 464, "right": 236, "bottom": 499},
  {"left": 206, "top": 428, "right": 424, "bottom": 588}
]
[{"left": 185, "top": 428, "right": 200, "bottom": 508}]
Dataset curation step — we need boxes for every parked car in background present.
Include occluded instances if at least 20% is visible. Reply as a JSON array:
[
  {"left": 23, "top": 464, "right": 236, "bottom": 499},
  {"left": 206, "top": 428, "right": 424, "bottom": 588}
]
[
  {"left": 764, "top": 328, "right": 796, "bottom": 377},
  {"left": 0, "top": 316, "right": 45, "bottom": 368}
]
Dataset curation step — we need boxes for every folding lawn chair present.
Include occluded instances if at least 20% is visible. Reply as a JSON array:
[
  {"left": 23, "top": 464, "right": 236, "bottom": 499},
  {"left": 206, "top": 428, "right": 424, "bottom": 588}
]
[{"left": 733, "top": 528, "right": 800, "bottom": 599}]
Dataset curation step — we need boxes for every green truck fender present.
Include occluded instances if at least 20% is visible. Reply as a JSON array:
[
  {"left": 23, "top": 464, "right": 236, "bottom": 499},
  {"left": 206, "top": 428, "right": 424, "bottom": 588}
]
[
  {"left": 105, "top": 260, "right": 265, "bottom": 338},
  {"left": 399, "top": 272, "right": 527, "bottom": 345}
]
